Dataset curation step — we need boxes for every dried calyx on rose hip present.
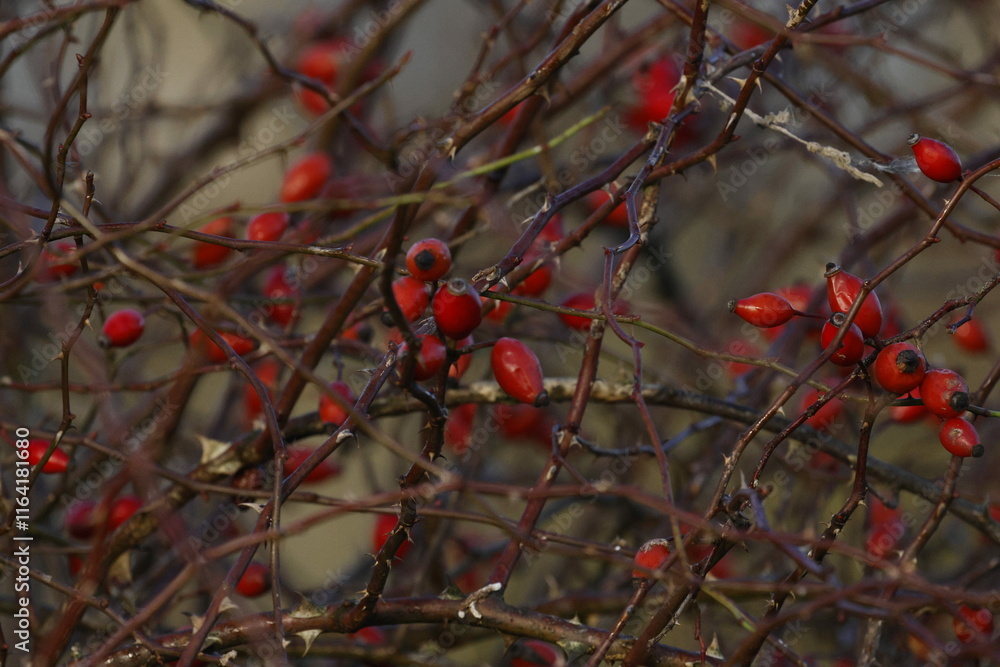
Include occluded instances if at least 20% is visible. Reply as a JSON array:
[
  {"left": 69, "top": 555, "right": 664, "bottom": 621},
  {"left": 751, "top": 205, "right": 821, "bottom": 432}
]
[
  {"left": 825, "top": 263, "right": 883, "bottom": 339},
  {"left": 908, "top": 133, "right": 962, "bottom": 183}
]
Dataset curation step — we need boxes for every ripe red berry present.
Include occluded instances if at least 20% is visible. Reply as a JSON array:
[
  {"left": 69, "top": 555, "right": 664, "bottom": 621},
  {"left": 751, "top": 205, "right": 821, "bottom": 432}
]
[
  {"left": 448, "top": 335, "right": 474, "bottom": 380},
  {"left": 511, "top": 639, "right": 567, "bottom": 667},
  {"left": 372, "top": 512, "right": 412, "bottom": 560},
  {"left": 280, "top": 152, "right": 333, "bottom": 203},
  {"left": 951, "top": 317, "right": 990, "bottom": 353},
  {"left": 632, "top": 538, "right": 671, "bottom": 580},
  {"left": 283, "top": 446, "right": 342, "bottom": 483},
  {"left": 445, "top": 403, "right": 477, "bottom": 455},
  {"left": 763, "top": 283, "right": 820, "bottom": 341},
  {"left": 318, "top": 380, "right": 355, "bottom": 426},
  {"left": 263, "top": 266, "right": 296, "bottom": 327},
  {"left": 626, "top": 57, "right": 680, "bottom": 132},
  {"left": 432, "top": 278, "right": 483, "bottom": 339},
  {"left": 390, "top": 276, "right": 430, "bottom": 322},
  {"left": 38, "top": 241, "right": 79, "bottom": 282},
  {"left": 484, "top": 291, "right": 514, "bottom": 323},
  {"left": 491, "top": 337, "right": 550, "bottom": 407},
  {"left": 400, "top": 333, "right": 448, "bottom": 381},
  {"left": 245, "top": 212, "right": 289, "bottom": 243},
  {"left": 192, "top": 217, "right": 234, "bottom": 269},
  {"left": 820, "top": 314, "right": 866, "bottom": 367},
  {"left": 65, "top": 501, "right": 98, "bottom": 540},
  {"left": 100, "top": 309, "right": 145, "bottom": 348},
  {"left": 873, "top": 342, "right": 927, "bottom": 394},
  {"left": 190, "top": 329, "right": 256, "bottom": 363},
  {"left": 954, "top": 605, "right": 994, "bottom": 643},
  {"left": 236, "top": 562, "right": 271, "bottom": 597},
  {"left": 799, "top": 387, "right": 845, "bottom": 432},
  {"left": 294, "top": 40, "right": 347, "bottom": 115},
  {"left": 908, "top": 134, "right": 962, "bottom": 183},
  {"left": 584, "top": 187, "right": 629, "bottom": 228},
  {"left": 27, "top": 439, "right": 70, "bottom": 474},
  {"left": 938, "top": 417, "right": 983, "bottom": 458},
  {"left": 825, "top": 263, "right": 882, "bottom": 339},
  {"left": 108, "top": 495, "right": 142, "bottom": 531},
  {"left": 728, "top": 292, "right": 798, "bottom": 328},
  {"left": 889, "top": 387, "right": 928, "bottom": 424},
  {"left": 406, "top": 238, "right": 452, "bottom": 282},
  {"left": 516, "top": 261, "right": 553, "bottom": 297},
  {"left": 919, "top": 368, "right": 970, "bottom": 418}
]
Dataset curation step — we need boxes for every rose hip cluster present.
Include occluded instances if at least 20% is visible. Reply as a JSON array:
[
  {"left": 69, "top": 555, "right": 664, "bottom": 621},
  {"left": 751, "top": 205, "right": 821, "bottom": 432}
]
[
  {"left": 385, "top": 237, "right": 549, "bottom": 409},
  {"left": 730, "top": 263, "right": 985, "bottom": 459}
]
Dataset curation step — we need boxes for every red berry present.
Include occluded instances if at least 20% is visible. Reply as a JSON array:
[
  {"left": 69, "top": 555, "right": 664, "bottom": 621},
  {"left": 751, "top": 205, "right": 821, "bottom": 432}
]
[
  {"left": 954, "top": 605, "right": 994, "bottom": 643},
  {"left": 294, "top": 40, "right": 347, "bottom": 115},
  {"left": 190, "top": 329, "right": 256, "bottom": 363},
  {"left": 445, "top": 403, "right": 477, "bottom": 455},
  {"left": 244, "top": 358, "right": 281, "bottom": 420},
  {"left": 37, "top": 240, "right": 79, "bottom": 282},
  {"left": 280, "top": 153, "right": 333, "bottom": 203},
  {"left": 890, "top": 387, "right": 928, "bottom": 424},
  {"left": 584, "top": 188, "right": 629, "bottom": 228},
  {"left": 406, "top": 238, "right": 452, "bottom": 282},
  {"left": 484, "top": 291, "right": 514, "bottom": 323},
  {"left": 100, "top": 309, "right": 145, "bottom": 348},
  {"left": 400, "top": 333, "right": 448, "bottom": 381},
  {"left": 491, "top": 337, "right": 549, "bottom": 407},
  {"left": 372, "top": 513, "right": 412, "bottom": 560},
  {"left": 245, "top": 212, "right": 289, "bottom": 243},
  {"left": 798, "top": 387, "right": 845, "bottom": 432},
  {"left": 27, "top": 439, "right": 70, "bottom": 474},
  {"left": 825, "top": 263, "right": 882, "bottom": 339},
  {"left": 448, "top": 335, "right": 474, "bottom": 380},
  {"left": 283, "top": 446, "right": 342, "bottom": 483},
  {"left": 318, "top": 380, "right": 355, "bottom": 426},
  {"left": 263, "top": 266, "right": 296, "bottom": 327},
  {"left": 938, "top": 417, "right": 983, "bottom": 458},
  {"left": 820, "top": 314, "right": 866, "bottom": 367},
  {"left": 763, "top": 283, "right": 820, "bottom": 340},
  {"left": 919, "top": 368, "right": 970, "bottom": 418},
  {"left": 495, "top": 403, "right": 551, "bottom": 446},
  {"left": 390, "top": 276, "right": 430, "bottom": 322},
  {"left": 951, "top": 317, "right": 990, "bottom": 353},
  {"left": 632, "top": 538, "right": 671, "bottom": 579},
  {"left": 432, "top": 278, "right": 483, "bottom": 339},
  {"left": 108, "top": 495, "right": 142, "bottom": 531},
  {"left": 515, "top": 261, "right": 553, "bottom": 297},
  {"left": 908, "top": 134, "right": 962, "bottom": 183},
  {"left": 192, "top": 217, "right": 234, "bottom": 269},
  {"left": 728, "top": 292, "right": 797, "bottom": 328},
  {"left": 873, "top": 342, "right": 927, "bottom": 395},
  {"left": 866, "top": 498, "right": 903, "bottom": 559},
  {"left": 236, "top": 562, "right": 271, "bottom": 597},
  {"left": 626, "top": 58, "right": 680, "bottom": 132},
  {"left": 511, "top": 639, "right": 567, "bottom": 667},
  {"left": 65, "top": 501, "right": 98, "bottom": 540}
]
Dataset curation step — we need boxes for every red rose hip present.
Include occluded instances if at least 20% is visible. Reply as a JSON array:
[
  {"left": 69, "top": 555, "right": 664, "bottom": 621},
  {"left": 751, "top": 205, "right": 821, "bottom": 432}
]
[
  {"left": 825, "top": 263, "right": 883, "bottom": 339},
  {"left": 728, "top": 292, "right": 798, "bottom": 328},
  {"left": 280, "top": 153, "right": 332, "bottom": 203},
  {"left": 245, "top": 212, "right": 289, "bottom": 243},
  {"left": 820, "top": 314, "right": 866, "bottom": 367},
  {"left": 432, "top": 278, "right": 482, "bottom": 339},
  {"left": 938, "top": 417, "right": 983, "bottom": 458},
  {"left": 632, "top": 538, "right": 671, "bottom": 580},
  {"left": 491, "top": 337, "right": 549, "bottom": 407},
  {"left": 919, "top": 368, "right": 970, "bottom": 418},
  {"left": 236, "top": 562, "right": 271, "bottom": 597},
  {"left": 405, "top": 238, "right": 452, "bottom": 282},
  {"left": 873, "top": 342, "right": 927, "bottom": 394},
  {"left": 100, "top": 309, "right": 145, "bottom": 348},
  {"left": 908, "top": 134, "right": 962, "bottom": 183}
]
